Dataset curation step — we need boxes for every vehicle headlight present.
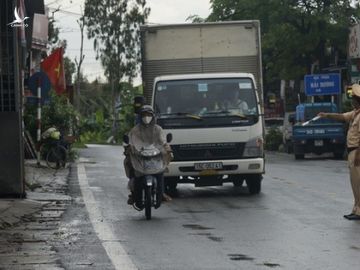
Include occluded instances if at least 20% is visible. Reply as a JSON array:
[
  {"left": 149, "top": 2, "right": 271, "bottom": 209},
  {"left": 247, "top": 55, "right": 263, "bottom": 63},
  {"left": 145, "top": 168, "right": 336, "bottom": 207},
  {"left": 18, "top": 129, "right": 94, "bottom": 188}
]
[{"left": 243, "top": 137, "right": 264, "bottom": 158}]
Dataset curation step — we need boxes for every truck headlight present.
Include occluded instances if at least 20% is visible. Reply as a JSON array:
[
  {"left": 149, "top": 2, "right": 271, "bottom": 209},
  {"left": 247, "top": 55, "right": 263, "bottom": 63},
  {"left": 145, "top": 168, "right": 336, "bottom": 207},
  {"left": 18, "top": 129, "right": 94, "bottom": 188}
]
[{"left": 243, "top": 137, "right": 264, "bottom": 158}]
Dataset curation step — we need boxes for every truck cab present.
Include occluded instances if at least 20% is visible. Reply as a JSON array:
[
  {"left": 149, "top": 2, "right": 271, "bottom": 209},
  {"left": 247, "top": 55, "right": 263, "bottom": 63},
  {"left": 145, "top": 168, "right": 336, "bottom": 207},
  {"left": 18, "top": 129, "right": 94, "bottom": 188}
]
[
  {"left": 292, "top": 103, "right": 345, "bottom": 159},
  {"left": 153, "top": 73, "right": 264, "bottom": 194}
]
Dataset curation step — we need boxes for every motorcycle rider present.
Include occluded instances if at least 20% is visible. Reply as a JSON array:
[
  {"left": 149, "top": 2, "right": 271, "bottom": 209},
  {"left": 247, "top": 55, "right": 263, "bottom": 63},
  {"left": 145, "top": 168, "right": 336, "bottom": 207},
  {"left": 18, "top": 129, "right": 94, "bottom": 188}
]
[{"left": 124, "top": 105, "right": 173, "bottom": 205}]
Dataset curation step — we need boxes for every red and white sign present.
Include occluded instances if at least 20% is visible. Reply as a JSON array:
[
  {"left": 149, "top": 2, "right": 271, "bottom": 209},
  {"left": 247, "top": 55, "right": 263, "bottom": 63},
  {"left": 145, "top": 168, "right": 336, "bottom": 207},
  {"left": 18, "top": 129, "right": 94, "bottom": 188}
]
[{"left": 349, "top": 24, "right": 360, "bottom": 59}]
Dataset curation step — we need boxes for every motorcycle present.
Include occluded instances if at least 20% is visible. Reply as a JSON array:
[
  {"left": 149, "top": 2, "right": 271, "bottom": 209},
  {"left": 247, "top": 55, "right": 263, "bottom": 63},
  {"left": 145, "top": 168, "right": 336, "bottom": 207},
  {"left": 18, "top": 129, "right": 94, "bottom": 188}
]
[{"left": 123, "top": 133, "right": 172, "bottom": 220}]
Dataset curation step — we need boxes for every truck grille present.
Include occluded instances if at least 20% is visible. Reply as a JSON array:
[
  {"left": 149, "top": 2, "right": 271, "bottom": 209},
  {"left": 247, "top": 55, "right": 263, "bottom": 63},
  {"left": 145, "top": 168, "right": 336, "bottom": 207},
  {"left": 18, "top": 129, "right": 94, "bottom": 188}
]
[{"left": 171, "top": 143, "right": 245, "bottom": 161}]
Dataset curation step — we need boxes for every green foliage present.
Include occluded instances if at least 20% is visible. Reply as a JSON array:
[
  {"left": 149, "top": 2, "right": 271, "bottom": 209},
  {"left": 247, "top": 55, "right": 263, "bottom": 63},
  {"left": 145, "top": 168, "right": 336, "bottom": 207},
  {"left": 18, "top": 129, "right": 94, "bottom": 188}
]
[
  {"left": 24, "top": 92, "right": 78, "bottom": 140},
  {"left": 23, "top": 104, "right": 37, "bottom": 139},
  {"left": 79, "top": 130, "right": 108, "bottom": 144},
  {"left": 78, "top": 79, "right": 143, "bottom": 144},
  {"left": 64, "top": 56, "right": 76, "bottom": 85},
  {"left": 265, "top": 128, "right": 283, "bottom": 151},
  {"left": 48, "top": 18, "right": 60, "bottom": 46},
  {"left": 187, "top": 15, "right": 206, "bottom": 23},
  {"left": 84, "top": 0, "right": 149, "bottom": 141},
  {"left": 84, "top": 0, "right": 150, "bottom": 82},
  {"left": 42, "top": 92, "right": 78, "bottom": 134},
  {"left": 208, "top": 0, "right": 360, "bottom": 85},
  {"left": 77, "top": 108, "right": 111, "bottom": 144}
]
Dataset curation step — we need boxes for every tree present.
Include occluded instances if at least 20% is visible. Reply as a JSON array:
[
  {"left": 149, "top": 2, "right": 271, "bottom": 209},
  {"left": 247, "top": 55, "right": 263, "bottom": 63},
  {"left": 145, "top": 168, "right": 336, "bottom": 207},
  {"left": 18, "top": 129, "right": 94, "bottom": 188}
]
[
  {"left": 84, "top": 0, "right": 150, "bottom": 137},
  {"left": 84, "top": 0, "right": 149, "bottom": 81},
  {"left": 208, "top": 0, "right": 360, "bottom": 85},
  {"left": 75, "top": 12, "right": 86, "bottom": 111}
]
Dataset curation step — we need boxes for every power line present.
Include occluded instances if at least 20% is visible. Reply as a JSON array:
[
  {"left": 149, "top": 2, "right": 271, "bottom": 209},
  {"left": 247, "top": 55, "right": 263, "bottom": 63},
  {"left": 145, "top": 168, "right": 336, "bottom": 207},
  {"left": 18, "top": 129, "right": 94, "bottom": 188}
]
[
  {"left": 66, "top": 48, "right": 95, "bottom": 51},
  {"left": 46, "top": 0, "right": 66, "bottom": 6},
  {"left": 48, "top": 7, "right": 82, "bottom": 16}
]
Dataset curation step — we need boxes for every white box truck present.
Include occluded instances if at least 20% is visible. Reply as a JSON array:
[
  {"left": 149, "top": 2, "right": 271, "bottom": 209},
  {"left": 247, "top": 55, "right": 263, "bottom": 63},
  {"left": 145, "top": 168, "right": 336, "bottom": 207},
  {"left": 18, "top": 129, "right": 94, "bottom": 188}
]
[{"left": 140, "top": 21, "right": 265, "bottom": 194}]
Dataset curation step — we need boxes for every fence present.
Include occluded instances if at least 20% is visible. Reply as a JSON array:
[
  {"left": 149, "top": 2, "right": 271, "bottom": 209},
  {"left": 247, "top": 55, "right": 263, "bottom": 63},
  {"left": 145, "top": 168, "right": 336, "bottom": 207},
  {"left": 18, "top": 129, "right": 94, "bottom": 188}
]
[{"left": 0, "top": 0, "right": 17, "bottom": 112}]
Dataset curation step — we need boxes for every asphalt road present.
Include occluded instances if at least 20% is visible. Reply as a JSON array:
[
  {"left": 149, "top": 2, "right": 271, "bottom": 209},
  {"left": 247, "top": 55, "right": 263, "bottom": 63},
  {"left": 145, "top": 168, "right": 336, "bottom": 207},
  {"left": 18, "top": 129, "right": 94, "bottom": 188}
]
[{"left": 65, "top": 145, "right": 360, "bottom": 270}]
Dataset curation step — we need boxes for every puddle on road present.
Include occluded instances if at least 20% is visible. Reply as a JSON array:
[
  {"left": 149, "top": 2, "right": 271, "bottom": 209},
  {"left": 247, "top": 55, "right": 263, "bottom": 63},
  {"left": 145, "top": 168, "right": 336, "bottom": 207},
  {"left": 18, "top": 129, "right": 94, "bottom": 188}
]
[
  {"left": 185, "top": 224, "right": 223, "bottom": 242},
  {"left": 263, "top": 262, "right": 281, "bottom": 268},
  {"left": 227, "top": 254, "right": 254, "bottom": 261},
  {"left": 207, "top": 236, "right": 223, "bottom": 242},
  {"left": 182, "top": 224, "right": 213, "bottom": 230},
  {"left": 174, "top": 209, "right": 212, "bottom": 214},
  {"left": 189, "top": 232, "right": 212, "bottom": 236}
]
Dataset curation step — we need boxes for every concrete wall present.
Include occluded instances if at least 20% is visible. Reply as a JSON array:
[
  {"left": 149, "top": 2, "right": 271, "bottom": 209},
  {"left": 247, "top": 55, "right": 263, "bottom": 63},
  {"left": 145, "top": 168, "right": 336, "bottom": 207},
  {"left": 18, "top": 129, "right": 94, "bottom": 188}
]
[{"left": 0, "top": 113, "right": 25, "bottom": 196}]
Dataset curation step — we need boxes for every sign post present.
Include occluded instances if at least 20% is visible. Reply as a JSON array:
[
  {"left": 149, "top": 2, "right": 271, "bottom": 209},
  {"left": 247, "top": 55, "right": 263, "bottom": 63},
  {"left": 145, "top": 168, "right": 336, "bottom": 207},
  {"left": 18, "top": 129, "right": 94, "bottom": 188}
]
[
  {"left": 36, "top": 78, "right": 41, "bottom": 166},
  {"left": 28, "top": 72, "right": 51, "bottom": 166}
]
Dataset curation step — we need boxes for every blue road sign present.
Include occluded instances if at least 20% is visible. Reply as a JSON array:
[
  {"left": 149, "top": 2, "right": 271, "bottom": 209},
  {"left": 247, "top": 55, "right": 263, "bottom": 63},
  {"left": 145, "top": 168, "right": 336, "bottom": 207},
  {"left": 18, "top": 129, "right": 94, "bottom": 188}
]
[
  {"left": 28, "top": 72, "right": 51, "bottom": 100},
  {"left": 304, "top": 73, "right": 341, "bottom": 96}
]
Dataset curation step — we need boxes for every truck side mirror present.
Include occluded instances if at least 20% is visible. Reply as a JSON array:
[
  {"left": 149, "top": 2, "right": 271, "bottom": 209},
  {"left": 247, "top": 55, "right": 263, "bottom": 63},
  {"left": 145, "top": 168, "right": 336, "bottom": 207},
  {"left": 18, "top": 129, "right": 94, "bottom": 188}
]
[
  {"left": 166, "top": 133, "right": 173, "bottom": 143},
  {"left": 123, "top": 134, "right": 129, "bottom": 144}
]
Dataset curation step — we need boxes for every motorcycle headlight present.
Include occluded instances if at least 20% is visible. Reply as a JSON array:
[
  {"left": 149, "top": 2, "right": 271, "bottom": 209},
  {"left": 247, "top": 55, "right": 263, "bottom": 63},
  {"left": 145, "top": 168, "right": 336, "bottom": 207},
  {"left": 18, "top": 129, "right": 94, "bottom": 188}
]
[{"left": 243, "top": 137, "right": 264, "bottom": 158}]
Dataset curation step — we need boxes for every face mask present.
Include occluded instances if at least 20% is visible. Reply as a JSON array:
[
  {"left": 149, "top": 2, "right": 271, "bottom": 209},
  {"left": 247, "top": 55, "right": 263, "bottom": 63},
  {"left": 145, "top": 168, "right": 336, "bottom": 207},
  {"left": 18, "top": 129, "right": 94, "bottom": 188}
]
[{"left": 142, "top": 116, "right": 153, "bottom": 124}]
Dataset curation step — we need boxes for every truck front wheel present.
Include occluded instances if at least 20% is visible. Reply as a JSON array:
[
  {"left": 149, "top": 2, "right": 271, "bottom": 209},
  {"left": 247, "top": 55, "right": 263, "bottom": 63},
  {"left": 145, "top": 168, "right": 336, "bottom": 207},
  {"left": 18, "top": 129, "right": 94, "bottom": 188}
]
[
  {"left": 229, "top": 175, "right": 244, "bottom": 187},
  {"left": 246, "top": 174, "right": 262, "bottom": 195}
]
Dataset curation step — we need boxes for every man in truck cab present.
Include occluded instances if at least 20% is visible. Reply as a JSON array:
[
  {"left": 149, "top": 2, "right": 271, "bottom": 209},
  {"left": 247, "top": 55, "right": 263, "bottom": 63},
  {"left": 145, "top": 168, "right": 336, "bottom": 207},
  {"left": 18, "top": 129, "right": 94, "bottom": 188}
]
[
  {"left": 318, "top": 84, "right": 360, "bottom": 220},
  {"left": 222, "top": 87, "right": 249, "bottom": 115}
]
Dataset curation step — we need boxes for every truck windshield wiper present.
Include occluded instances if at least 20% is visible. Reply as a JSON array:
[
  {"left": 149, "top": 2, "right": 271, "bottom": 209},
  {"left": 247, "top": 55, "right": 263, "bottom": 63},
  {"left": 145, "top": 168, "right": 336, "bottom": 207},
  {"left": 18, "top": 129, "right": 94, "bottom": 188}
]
[
  {"left": 159, "top": 112, "right": 202, "bottom": 120},
  {"left": 203, "top": 111, "right": 249, "bottom": 119}
]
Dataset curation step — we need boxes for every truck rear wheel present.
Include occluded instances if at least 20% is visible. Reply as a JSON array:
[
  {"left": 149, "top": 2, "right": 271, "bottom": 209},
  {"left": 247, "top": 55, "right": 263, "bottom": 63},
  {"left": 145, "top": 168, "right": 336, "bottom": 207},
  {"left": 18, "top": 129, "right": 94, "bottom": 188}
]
[
  {"left": 246, "top": 174, "right": 262, "bottom": 195},
  {"left": 295, "top": 154, "right": 304, "bottom": 160}
]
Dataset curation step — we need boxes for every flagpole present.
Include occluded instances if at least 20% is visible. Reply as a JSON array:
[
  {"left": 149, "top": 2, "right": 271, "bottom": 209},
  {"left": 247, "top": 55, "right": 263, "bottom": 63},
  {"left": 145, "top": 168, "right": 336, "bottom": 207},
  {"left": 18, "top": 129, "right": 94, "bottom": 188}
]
[{"left": 36, "top": 77, "right": 41, "bottom": 166}]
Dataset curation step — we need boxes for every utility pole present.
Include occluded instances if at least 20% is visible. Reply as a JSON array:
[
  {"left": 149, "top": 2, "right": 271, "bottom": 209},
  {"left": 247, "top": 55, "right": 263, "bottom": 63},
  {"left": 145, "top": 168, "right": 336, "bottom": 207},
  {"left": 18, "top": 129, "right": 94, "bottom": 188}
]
[{"left": 75, "top": 9, "right": 85, "bottom": 112}]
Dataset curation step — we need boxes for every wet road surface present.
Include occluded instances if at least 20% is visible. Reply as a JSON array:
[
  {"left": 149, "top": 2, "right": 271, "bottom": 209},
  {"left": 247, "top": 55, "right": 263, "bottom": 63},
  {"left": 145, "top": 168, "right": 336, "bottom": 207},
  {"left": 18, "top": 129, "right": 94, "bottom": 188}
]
[{"left": 66, "top": 145, "right": 360, "bottom": 270}]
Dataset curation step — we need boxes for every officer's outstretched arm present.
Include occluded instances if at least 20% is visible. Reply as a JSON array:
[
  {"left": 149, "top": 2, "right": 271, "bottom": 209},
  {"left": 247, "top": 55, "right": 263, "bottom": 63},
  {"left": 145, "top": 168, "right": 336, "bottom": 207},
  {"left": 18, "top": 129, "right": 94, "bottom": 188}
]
[{"left": 318, "top": 112, "right": 345, "bottom": 122}]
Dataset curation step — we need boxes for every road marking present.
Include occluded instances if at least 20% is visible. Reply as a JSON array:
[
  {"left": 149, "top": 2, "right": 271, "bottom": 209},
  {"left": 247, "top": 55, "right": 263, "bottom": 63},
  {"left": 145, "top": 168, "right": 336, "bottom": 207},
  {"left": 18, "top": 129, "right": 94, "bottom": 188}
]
[{"left": 77, "top": 163, "right": 137, "bottom": 270}]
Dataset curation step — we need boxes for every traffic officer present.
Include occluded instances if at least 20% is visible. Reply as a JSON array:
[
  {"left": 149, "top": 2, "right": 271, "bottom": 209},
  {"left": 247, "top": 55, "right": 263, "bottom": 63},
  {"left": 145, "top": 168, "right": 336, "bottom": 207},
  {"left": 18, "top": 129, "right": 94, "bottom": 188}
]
[{"left": 318, "top": 84, "right": 360, "bottom": 220}]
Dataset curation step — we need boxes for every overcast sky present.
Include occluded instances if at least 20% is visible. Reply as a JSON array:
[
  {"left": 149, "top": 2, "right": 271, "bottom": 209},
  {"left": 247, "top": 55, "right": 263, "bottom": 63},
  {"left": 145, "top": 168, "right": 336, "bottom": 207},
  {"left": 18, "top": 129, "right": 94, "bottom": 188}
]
[{"left": 44, "top": 0, "right": 212, "bottom": 83}]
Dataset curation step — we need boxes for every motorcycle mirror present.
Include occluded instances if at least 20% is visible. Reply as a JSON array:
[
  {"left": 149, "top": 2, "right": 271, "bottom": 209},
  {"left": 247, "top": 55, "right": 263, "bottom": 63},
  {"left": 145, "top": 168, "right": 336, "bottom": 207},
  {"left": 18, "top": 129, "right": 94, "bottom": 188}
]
[
  {"left": 123, "top": 134, "right": 130, "bottom": 144},
  {"left": 166, "top": 133, "right": 173, "bottom": 143}
]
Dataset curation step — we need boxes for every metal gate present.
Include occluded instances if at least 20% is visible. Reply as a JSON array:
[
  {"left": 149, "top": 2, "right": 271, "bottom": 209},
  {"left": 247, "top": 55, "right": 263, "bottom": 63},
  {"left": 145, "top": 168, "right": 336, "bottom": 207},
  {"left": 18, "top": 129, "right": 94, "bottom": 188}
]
[
  {"left": 0, "top": 0, "right": 17, "bottom": 112},
  {"left": 0, "top": 0, "right": 25, "bottom": 197}
]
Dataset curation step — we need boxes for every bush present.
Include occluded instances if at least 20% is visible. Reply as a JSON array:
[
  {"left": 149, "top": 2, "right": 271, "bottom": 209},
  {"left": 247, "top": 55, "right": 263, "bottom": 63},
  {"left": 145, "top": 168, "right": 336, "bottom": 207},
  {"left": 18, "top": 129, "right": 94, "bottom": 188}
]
[
  {"left": 24, "top": 91, "right": 78, "bottom": 140},
  {"left": 76, "top": 109, "right": 113, "bottom": 144},
  {"left": 79, "top": 130, "right": 109, "bottom": 144},
  {"left": 265, "top": 128, "right": 283, "bottom": 151}
]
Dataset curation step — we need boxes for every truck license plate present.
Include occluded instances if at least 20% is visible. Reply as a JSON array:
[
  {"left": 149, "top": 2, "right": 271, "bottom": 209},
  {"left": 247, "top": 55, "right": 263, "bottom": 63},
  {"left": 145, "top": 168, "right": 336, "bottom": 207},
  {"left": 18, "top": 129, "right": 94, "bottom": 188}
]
[
  {"left": 194, "top": 162, "right": 223, "bottom": 171},
  {"left": 314, "top": 140, "right": 323, "bottom": 146}
]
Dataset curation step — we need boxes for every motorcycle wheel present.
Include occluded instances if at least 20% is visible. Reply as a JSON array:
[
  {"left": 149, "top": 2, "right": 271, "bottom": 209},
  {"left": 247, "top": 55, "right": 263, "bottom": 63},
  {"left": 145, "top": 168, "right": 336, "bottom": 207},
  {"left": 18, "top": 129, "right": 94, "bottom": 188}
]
[{"left": 145, "top": 186, "right": 152, "bottom": 220}]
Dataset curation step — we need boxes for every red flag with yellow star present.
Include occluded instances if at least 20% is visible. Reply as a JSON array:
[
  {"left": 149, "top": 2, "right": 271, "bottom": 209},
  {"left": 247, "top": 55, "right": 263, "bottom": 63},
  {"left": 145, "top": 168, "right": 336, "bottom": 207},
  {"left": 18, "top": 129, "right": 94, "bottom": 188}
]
[{"left": 40, "top": 47, "right": 66, "bottom": 95}]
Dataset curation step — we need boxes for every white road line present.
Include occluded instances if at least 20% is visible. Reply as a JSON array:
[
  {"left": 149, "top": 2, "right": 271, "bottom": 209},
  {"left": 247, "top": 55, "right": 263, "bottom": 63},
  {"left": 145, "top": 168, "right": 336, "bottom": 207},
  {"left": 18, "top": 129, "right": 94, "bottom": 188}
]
[{"left": 77, "top": 163, "right": 138, "bottom": 270}]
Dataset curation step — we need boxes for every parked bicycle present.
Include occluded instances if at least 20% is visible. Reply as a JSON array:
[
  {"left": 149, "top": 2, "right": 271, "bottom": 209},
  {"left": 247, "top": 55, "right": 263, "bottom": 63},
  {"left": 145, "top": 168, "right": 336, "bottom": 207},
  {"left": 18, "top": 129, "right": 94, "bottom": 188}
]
[{"left": 40, "top": 127, "right": 72, "bottom": 169}]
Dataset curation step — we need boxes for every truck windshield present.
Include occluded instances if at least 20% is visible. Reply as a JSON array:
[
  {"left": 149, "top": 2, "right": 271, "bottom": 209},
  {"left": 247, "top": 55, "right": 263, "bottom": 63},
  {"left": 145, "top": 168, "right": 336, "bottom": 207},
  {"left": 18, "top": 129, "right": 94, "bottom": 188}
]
[{"left": 154, "top": 78, "right": 259, "bottom": 118}]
